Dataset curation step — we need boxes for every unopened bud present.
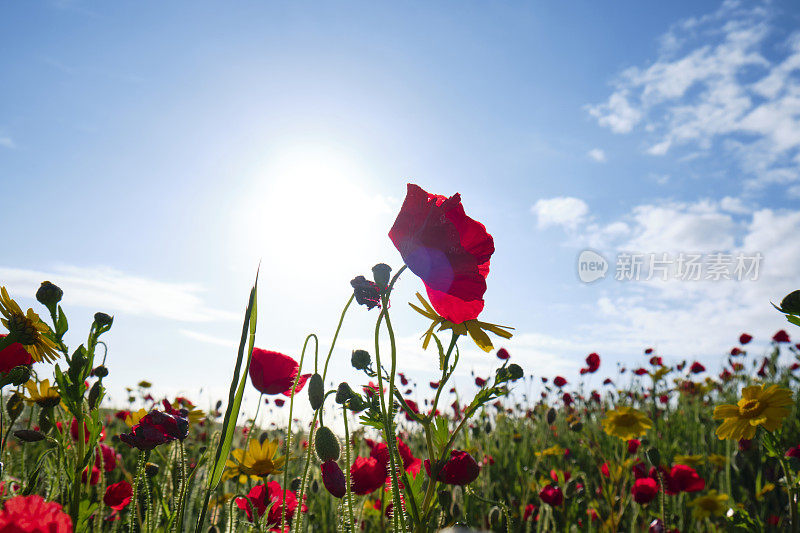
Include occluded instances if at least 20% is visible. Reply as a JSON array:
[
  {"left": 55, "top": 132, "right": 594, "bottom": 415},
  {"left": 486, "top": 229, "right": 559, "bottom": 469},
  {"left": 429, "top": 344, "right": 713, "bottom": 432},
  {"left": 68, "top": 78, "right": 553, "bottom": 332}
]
[
  {"left": 488, "top": 506, "right": 502, "bottom": 526},
  {"left": 36, "top": 281, "right": 63, "bottom": 308},
  {"left": 6, "top": 392, "right": 24, "bottom": 420},
  {"left": 308, "top": 374, "right": 324, "bottom": 411},
  {"left": 93, "top": 312, "right": 113, "bottom": 327},
  {"left": 335, "top": 382, "right": 355, "bottom": 405},
  {"left": 14, "top": 429, "right": 45, "bottom": 442},
  {"left": 7, "top": 366, "right": 31, "bottom": 386},
  {"left": 508, "top": 364, "right": 524, "bottom": 381},
  {"left": 546, "top": 407, "right": 557, "bottom": 425},
  {"left": 646, "top": 447, "right": 661, "bottom": 466},
  {"left": 371, "top": 263, "right": 392, "bottom": 288},
  {"left": 351, "top": 350, "right": 371, "bottom": 371},
  {"left": 145, "top": 462, "right": 159, "bottom": 477},
  {"left": 88, "top": 381, "right": 102, "bottom": 410},
  {"left": 93, "top": 365, "right": 108, "bottom": 378},
  {"left": 315, "top": 426, "right": 340, "bottom": 462}
]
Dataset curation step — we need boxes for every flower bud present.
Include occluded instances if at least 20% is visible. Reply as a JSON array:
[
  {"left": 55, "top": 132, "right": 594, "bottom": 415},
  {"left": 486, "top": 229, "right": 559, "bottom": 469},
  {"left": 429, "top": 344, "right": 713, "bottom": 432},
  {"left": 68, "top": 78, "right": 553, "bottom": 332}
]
[
  {"left": 88, "top": 381, "right": 102, "bottom": 410},
  {"left": 437, "top": 489, "right": 452, "bottom": 510},
  {"left": 36, "top": 281, "right": 63, "bottom": 309},
  {"left": 569, "top": 421, "right": 583, "bottom": 432},
  {"left": 38, "top": 408, "right": 53, "bottom": 434},
  {"left": 309, "top": 479, "right": 320, "bottom": 494},
  {"left": 646, "top": 447, "right": 661, "bottom": 466},
  {"left": 6, "top": 392, "right": 24, "bottom": 420},
  {"left": 7, "top": 366, "right": 31, "bottom": 387},
  {"left": 371, "top": 263, "right": 392, "bottom": 288},
  {"left": 93, "top": 313, "right": 113, "bottom": 327},
  {"left": 508, "top": 364, "right": 524, "bottom": 381},
  {"left": 488, "top": 506, "right": 502, "bottom": 526},
  {"left": 351, "top": 350, "right": 371, "bottom": 371},
  {"left": 484, "top": 421, "right": 492, "bottom": 434},
  {"left": 145, "top": 462, "right": 159, "bottom": 477},
  {"left": 308, "top": 374, "right": 324, "bottom": 411},
  {"left": 546, "top": 407, "right": 557, "bottom": 425},
  {"left": 321, "top": 460, "right": 346, "bottom": 498},
  {"left": 290, "top": 477, "right": 302, "bottom": 492},
  {"left": 93, "top": 365, "right": 108, "bottom": 378},
  {"left": 314, "top": 426, "right": 340, "bottom": 462},
  {"left": 335, "top": 382, "right": 355, "bottom": 404},
  {"left": 14, "top": 429, "right": 45, "bottom": 442}
]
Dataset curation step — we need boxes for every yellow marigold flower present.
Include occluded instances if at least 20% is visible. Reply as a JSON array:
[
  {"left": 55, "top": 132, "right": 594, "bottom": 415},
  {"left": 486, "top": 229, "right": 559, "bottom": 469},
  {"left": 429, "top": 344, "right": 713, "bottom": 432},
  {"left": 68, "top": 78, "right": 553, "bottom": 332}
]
[
  {"left": 707, "top": 454, "right": 727, "bottom": 469},
  {"left": 24, "top": 379, "right": 60, "bottom": 408},
  {"left": 0, "top": 287, "right": 59, "bottom": 363},
  {"left": 125, "top": 408, "right": 148, "bottom": 427},
  {"left": 409, "top": 293, "right": 513, "bottom": 352},
  {"left": 601, "top": 406, "right": 653, "bottom": 440},
  {"left": 534, "top": 445, "right": 565, "bottom": 457},
  {"left": 689, "top": 490, "right": 729, "bottom": 519},
  {"left": 674, "top": 454, "right": 704, "bottom": 467},
  {"left": 713, "top": 384, "right": 793, "bottom": 440},
  {"left": 225, "top": 438, "right": 285, "bottom": 482}
]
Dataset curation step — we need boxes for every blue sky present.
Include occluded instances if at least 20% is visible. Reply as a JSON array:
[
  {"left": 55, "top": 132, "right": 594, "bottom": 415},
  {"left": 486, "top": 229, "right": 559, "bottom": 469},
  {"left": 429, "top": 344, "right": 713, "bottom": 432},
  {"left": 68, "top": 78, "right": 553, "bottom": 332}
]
[{"left": 2, "top": 0, "right": 800, "bottom": 418}]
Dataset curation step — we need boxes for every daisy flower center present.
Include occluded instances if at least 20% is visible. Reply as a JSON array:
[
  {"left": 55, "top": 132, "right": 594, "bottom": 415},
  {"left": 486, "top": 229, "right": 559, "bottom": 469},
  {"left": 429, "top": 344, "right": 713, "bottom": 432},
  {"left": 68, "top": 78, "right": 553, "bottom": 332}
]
[
  {"left": 8, "top": 314, "right": 38, "bottom": 345},
  {"left": 739, "top": 399, "right": 763, "bottom": 418}
]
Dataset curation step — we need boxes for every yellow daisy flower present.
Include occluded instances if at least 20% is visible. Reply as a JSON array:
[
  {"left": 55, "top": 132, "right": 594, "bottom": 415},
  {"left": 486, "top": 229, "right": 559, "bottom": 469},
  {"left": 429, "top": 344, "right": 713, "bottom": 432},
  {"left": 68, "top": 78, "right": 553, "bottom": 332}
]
[
  {"left": 534, "top": 445, "right": 564, "bottom": 457},
  {"left": 688, "top": 490, "right": 729, "bottom": 519},
  {"left": 409, "top": 292, "right": 513, "bottom": 352},
  {"left": 601, "top": 406, "right": 653, "bottom": 440},
  {"left": 674, "top": 454, "right": 704, "bottom": 467},
  {"left": 24, "top": 379, "right": 61, "bottom": 408},
  {"left": 713, "top": 384, "right": 793, "bottom": 440},
  {"left": 0, "top": 287, "right": 59, "bottom": 363},
  {"left": 707, "top": 454, "right": 727, "bottom": 469},
  {"left": 125, "top": 408, "right": 148, "bottom": 427},
  {"left": 225, "top": 438, "right": 285, "bottom": 482}
]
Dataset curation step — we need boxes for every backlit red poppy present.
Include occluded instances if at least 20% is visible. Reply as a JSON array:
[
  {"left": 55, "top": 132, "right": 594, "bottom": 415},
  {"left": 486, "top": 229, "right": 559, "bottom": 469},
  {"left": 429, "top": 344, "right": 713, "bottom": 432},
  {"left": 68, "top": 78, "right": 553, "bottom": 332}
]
[
  {"left": 104, "top": 481, "right": 133, "bottom": 511},
  {"left": 424, "top": 450, "right": 480, "bottom": 485},
  {"left": 0, "top": 495, "right": 72, "bottom": 532},
  {"left": 249, "top": 348, "right": 310, "bottom": 396}
]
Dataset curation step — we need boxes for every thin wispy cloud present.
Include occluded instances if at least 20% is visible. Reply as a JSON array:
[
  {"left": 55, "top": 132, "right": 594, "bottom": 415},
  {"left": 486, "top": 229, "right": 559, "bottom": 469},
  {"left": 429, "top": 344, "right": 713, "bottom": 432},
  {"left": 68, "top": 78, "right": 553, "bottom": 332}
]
[
  {"left": 0, "top": 265, "right": 238, "bottom": 322},
  {"left": 179, "top": 329, "right": 238, "bottom": 348},
  {"left": 0, "top": 134, "right": 16, "bottom": 149}
]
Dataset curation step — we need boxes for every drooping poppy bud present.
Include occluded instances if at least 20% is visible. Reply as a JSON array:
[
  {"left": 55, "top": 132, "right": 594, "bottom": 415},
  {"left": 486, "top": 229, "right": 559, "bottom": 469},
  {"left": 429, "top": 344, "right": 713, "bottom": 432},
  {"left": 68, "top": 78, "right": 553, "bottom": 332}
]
[
  {"left": 315, "top": 426, "right": 340, "bottom": 462},
  {"left": 308, "top": 374, "right": 324, "bottom": 411},
  {"left": 351, "top": 350, "right": 371, "bottom": 370},
  {"left": 321, "top": 460, "right": 346, "bottom": 498}
]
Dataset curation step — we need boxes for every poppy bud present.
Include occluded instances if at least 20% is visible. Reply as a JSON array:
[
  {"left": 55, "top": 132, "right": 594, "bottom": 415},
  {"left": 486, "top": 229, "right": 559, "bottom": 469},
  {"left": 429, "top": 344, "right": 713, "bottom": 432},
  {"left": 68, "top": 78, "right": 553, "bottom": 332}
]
[
  {"left": 215, "top": 400, "right": 223, "bottom": 411},
  {"left": 38, "top": 408, "right": 53, "bottom": 434},
  {"left": 546, "top": 407, "right": 557, "bottom": 425},
  {"left": 646, "top": 448, "right": 660, "bottom": 466},
  {"left": 14, "top": 429, "right": 45, "bottom": 442},
  {"left": 371, "top": 263, "right": 392, "bottom": 289},
  {"left": 508, "top": 364, "right": 524, "bottom": 381},
  {"left": 310, "top": 479, "right": 320, "bottom": 494},
  {"left": 437, "top": 489, "right": 452, "bottom": 510},
  {"left": 488, "top": 506, "right": 502, "bottom": 526},
  {"left": 335, "top": 382, "right": 355, "bottom": 404},
  {"left": 88, "top": 381, "right": 102, "bottom": 410},
  {"left": 93, "top": 365, "right": 109, "bottom": 378},
  {"left": 450, "top": 503, "right": 461, "bottom": 518},
  {"left": 145, "top": 463, "right": 159, "bottom": 477},
  {"left": 207, "top": 527, "right": 219, "bottom": 533},
  {"left": 471, "top": 425, "right": 480, "bottom": 438},
  {"left": 7, "top": 365, "right": 31, "bottom": 387},
  {"left": 290, "top": 477, "right": 302, "bottom": 492},
  {"left": 6, "top": 392, "right": 24, "bottom": 420},
  {"left": 484, "top": 421, "right": 492, "bottom": 434},
  {"left": 36, "top": 281, "right": 63, "bottom": 309},
  {"left": 351, "top": 350, "right": 371, "bottom": 371},
  {"left": 308, "top": 373, "right": 324, "bottom": 411},
  {"left": 569, "top": 421, "right": 583, "bottom": 432},
  {"left": 780, "top": 290, "right": 800, "bottom": 314},
  {"left": 315, "top": 426, "right": 340, "bottom": 462},
  {"left": 93, "top": 312, "right": 113, "bottom": 327},
  {"left": 321, "top": 460, "right": 346, "bottom": 498}
]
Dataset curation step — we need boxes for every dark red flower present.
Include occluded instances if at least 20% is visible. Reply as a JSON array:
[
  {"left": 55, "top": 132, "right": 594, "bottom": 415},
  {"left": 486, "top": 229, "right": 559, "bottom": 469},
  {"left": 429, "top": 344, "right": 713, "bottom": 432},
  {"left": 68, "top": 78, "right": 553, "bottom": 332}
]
[
  {"left": 659, "top": 464, "right": 705, "bottom": 495},
  {"left": 603, "top": 378, "right": 613, "bottom": 385},
  {"left": 368, "top": 438, "right": 422, "bottom": 476},
  {"left": 649, "top": 356, "right": 663, "bottom": 366},
  {"left": 634, "top": 368, "right": 648, "bottom": 376},
  {"left": 403, "top": 399, "right": 420, "bottom": 421},
  {"left": 739, "top": 333, "right": 752, "bottom": 344},
  {"left": 538, "top": 484, "right": 563, "bottom": 506},
  {"left": 730, "top": 347, "right": 742, "bottom": 356},
  {"left": 584, "top": 352, "right": 600, "bottom": 373},
  {"left": 114, "top": 410, "right": 130, "bottom": 422},
  {"left": 632, "top": 461, "right": 648, "bottom": 479},
  {"left": 236, "top": 481, "right": 303, "bottom": 525},
  {"left": 496, "top": 348, "right": 510, "bottom": 360},
  {"left": 600, "top": 463, "right": 610, "bottom": 478},
  {"left": 429, "top": 381, "right": 439, "bottom": 389},
  {"left": 644, "top": 348, "right": 653, "bottom": 354},
  {"left": 249, "top": 348, "right": 310, "bottom": 396},
  {"left": 523, "top": 503, "right": 536, "bottom": 521},
  {"left": 627, "top": 439, "right": 641, "bottom": 454},
  {"left": 475, "top": 377, "right": 486, "bottom": 387},
  {"left": 0, "top": 334, "right": 33, "bottom": 374},
  {"left": 119, "top": 410, "right": 188, "bottom": 450},
  {"left": 351, "top": 456, "right": 387, "bottom": 495},
  {"left": 738, "top": 439, "right": 752, "bottom": 452},
  {"left": 0, "top": 495, "right": 72, "bottom": 532},
  {"left": 786, "top": 445, "right": 800, "bottom": 459},
  {"left": 631, "top": 478, "right": 658, "bottom": 504},
  {"left": 424, "top": 450, "right": 480, "bottom": 485},
  {"left": 95, "top": 443, "right": 118, "bottom": 472},
  {"left": 81, "top": 465, "right": 100, "bottom": 486},
  {"left": 389, "top": 184, "right": 494, "bottom": 324},
  {"left": 773, "top": 329, "right": 791, "bottom": 343},
  {"left": 70, "top": 418, "right": 91, "bottom": 443},
  {"left": 104, "top": 481, "right": 133, "bottom": 511},
  {"left": 553, "top": 376, "right": 567, "bottom": 387},
  {"left": 274, "top": 399, "right": 285, "bottom": 407},
  {"left": 689, "top": 362, "right": 705, "bottom": 374},
  {"left": 350, "top": 276, "right": 381, "bottom": 310},
  {"left": 399, "top": 373, "right": 408, "bottom": 386},
  {"left": 562, "top": 392, "right": 573, "bottom": 406},
  {"left": 321, "top": 460, "right": 346, "bottom": 498}
]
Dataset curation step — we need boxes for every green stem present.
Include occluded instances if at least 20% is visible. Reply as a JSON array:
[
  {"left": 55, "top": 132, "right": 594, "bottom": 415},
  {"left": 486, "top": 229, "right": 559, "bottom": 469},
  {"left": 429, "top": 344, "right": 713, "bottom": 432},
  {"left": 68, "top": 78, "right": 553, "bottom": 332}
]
[
  {"left": 129, "top": 451, "right": 147, "bottom": 533},
  {"left": 343, "top": 408, "right": 356, "bottom": 533},
  {"left": 70, "top": 410, "right": 86, "bottom": 524},
  {"left": 291, "top": 410, "right": 320, "bottom": 533}
]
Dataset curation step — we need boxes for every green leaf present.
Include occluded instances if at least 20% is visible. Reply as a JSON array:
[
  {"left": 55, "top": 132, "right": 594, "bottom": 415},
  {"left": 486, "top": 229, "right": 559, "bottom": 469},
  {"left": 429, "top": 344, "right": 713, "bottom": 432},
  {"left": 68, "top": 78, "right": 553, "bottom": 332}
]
[
  {"left": 431, "top": 416, "right": 450, "bottom": 454},
  {"left": 787, "top": 314, "right": 800, "bottom": 328},
  {"left": 55, "top": 305, "right": 68, "bottom": 337},
  {"left": 205, "top": 270, "right": 259, "bottom": 491}
]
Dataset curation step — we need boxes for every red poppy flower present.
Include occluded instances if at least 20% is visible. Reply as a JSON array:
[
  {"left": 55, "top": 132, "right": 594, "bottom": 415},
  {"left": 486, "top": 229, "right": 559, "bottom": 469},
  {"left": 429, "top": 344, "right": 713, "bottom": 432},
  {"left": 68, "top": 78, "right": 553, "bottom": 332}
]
[
  {"left": 631, "top": 478, "right": 658, "bottom": 504},
  {"left": 661, "top": 464, "right": 705, "bottom": 494},
  {"left": 0, "top": 495, "right": 72, "bottom": 531},
  {"left": 739, "top": 333, "right": 752, "bottom": 344},
  {"left": 786, "top": 445, "right": 800, "bottom": 459},
  {"left": 0, "top": 334, "right": 33, "bottom": 374},
  {"left": 424, "top": 450, "right": 480, "bottom": 485},
  {"left": 368, "top": 438, "right": 422, "bottom": 476},
  {"left": 649, "top": 356, "right": 663, "bottom": 366},
  {"left": 634, "top": 368, "right": 648, "bottom": 376},
  {"left": 403, "top": 399, "right": 420, "bottom": 421},
  {"left": 104, "top": 481, "right": 133, "bottom": 511},
  {"left": 689, "top": 362, "right": 705, "bottom": 374},
  {"left": 81, "top": 465, "right": 101, "bottom": 486},
  {"left": 475, "top": 377, "right": 486, "bottom": 387},
  {"left": 236, "top": 481, "right": 303, "bottom": 525},
  {"left": 627, "top": 439, "right": 641, "bottom": 454},
  {"left": 774, "top": 330, "right": 791, "bottom": 343},
  {"left": 274, "top": 399, "right": 285, "bottom": 407},
  {"left": 550, "top": 469, "right": 571, "bottom": 483},
  {"left": 321, "top": 460, "right": 346, "bottom": 498},
  {"left": 496, "top": 348, "right": 510, "bottom": 360},
  {"left": 632, "top": 461, "right": 647, "bottom": 479},
  {"left": 399, "top": 373, "right": 409, "bottom": 386},
  {"left": 603, "top": 378, "right": 613, "bottom": 385},
  {"left": 249, "top": 348, "right": 310, "bottom": 396},
  {"left": 584, "top": 353, "right": 600, "bottom": 373},
  {"left": 730, "top": 347, "right": 742, "bottom": 356},
  {"left": 350, "top": 456, "right": 387, "bottom": 495},
  {"left": 553, "top": 376, "right": 567, "bottom": 387},
  {"left": 523, "top": 503, "right": 536, "bottom": 521},
  {"left": 562, "top": 392, "right": 573, "bottom": 406},
  {"left": 95, "top": 443, "right": 118, "bottom": 472},
  {"left": 600, "top": 463, "right": 610, "bottom": 478},
  {"left": 389, "top": 184, "right": 494, "bottom": 324},
  {"left": 538, "top": 484, "right": 563, "bottom": 506},
  {"left": 429, "top": 381, "right": 439, "bottom": 389},
  {"left": 114, "top": 410, "right": 130, "bottom": 422},
  {"left": 119, "top": 410, "right": 188, "bottom": 450},
  {"left": 644, "top": 348, "right": 653, "bottom": 354}
]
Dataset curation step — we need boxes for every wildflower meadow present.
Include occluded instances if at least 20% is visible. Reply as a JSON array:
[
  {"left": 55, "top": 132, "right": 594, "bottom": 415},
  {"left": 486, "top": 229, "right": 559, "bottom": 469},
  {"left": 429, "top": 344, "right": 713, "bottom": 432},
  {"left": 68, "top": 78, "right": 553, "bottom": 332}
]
[{"left": 1, "top": 183, "right": 799, "bottom": 533}]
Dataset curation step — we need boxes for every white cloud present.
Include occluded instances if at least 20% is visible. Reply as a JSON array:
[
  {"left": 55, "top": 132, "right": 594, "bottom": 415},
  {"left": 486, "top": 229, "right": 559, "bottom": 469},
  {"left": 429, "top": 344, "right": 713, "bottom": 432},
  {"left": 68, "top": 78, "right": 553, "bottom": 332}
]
[
  {"left": 531, "top": 197, "right": 589, "bottom": 230},
  {"left": 587, "top": 148, "right": 607, "bottom": 162},
  {"left": 0, "top": 265, "right": 238, "bottom": 322},
  {"left": 179, "top": 329, "right": 238, "bottom": 348},
  {"left": 0, "top": 135, "right": 16, "bottom": 149},
  {"left": 587, "top": 2, "right": 800, "bottom": 189}
]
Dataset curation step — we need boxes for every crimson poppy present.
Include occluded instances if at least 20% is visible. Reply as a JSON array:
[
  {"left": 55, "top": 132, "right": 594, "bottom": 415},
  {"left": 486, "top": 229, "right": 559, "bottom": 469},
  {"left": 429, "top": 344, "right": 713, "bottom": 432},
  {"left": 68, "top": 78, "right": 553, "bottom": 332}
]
[
  {"left": 403, "top": 399, "right": 420, "bottom": 421},
  {"left": 81, "top": 465, "right": 100, "bottom": 486},
  {"left": 553, "top": 376, "right": 567, "bottom": 387},
  {"left": 475, "top": 377, "right": 486, "bottom": 387},
  {"left": 236, "top": 481, "right": 304, "bottom": 525},
  {"left": 634, "top": 368, "right": 648, "bottom": 376},
  {"left": 350, "top": 276, "right": 381, "bottom": 310},
  {"left": 538, "top": 484, "right": 563, "bottom": 506},
  {"left": 739, "top": 333, "right": 752, "bottom": 345},
  {"left": 730, "top": 347, "right": 742, "bottom": 356},
  {"left": 368, "top": 438, "right": 422, "bottom": 476},
  {"left": 350, "top": 456, "right": 386, "bottom": 495},
  {"left": 773, "top": 330, "right": 791, "bottom": 343},
  {"left": 119, "top": 410, "right": 188, "bottom": 450},
  {"left": 786, "top": 445, "right": 800, "bottom": 459},
  {"left": 389, "top": 184, "right": 494, "bottom": 324},
  {"left": 660, "top": 464, "right": 705, "bottom": 494},
  {"left": 424, "top": 449, "right": 480, "bottom": 485},
  {"left": 0, "top": 495, "right": 72, "bottom": 532},
  {"left": 496, "top": 348, "right": 510, "bottom": 360},
  {"left": 584, "top": 353, "right": 600, "bottom": 373},
  {"left": 600, "top": 463, "right": 610, "bottom": 478},
  {"left": 321, "top": 460, "right": 346, "bottom": 498},
  {"left": 631, "top": 478, "right": 658, "bottom": 504},
  {"left": 689, "top": 362, "right": 705, "bottom": 374},
  {"left": 523, "top": 503, "right": 536, "bottom": 521},
  {"left": 429, "top": 381, "right": 439, "bottom": 389},
  {"left": 649, "top": 356, "right": 663, "bottom": 366},
  {"left": 627, "top": 439, "right": 641, "bottom": 454},
  {"left": 104, "top": 481, "right": 132, "bottom": 511},
  {"left": 0, "top": 334, "right": 33, "bottom": 374},
  {"left": 95, "top": 443, "right": 118, "bottom": 472},
  {"left": 249, "top": 348, "right": 310, "bottom": 396}
]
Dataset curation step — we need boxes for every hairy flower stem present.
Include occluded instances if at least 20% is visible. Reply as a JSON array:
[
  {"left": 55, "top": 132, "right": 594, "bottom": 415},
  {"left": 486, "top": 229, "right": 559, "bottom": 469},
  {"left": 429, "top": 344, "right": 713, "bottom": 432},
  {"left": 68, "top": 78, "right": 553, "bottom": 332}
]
[
  {"left": 173, "top": 440, "right": 188, "bottom": 533},
  {"left": 342, "top": 408, "right": 356, "bottom": 533},
  {"left": 70, "top": 410, "right": 86, "bottom": 524},
  {"left": 291, "top": 410, "right": 319, "bottom": 533},
  {"left": 129, "top": 452, "right": 148, "bottom": 533}
]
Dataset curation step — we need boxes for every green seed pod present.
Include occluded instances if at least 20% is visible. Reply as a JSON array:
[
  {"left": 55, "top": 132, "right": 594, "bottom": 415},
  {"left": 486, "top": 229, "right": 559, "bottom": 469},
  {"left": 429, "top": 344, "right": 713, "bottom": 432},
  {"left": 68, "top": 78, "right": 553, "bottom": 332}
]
[
  {"left": 308, "top": 374, "right": 324, "bottom": 411},
  {"left": 14, "top": 430, "right": 44, "bottom": 442},
  {"left": 546, "top": 407, "right": 557, "bottom": 425},
  {"left": 88, "top": 381, "right": 102, "bottom": 410},
  {"left": 7, "top": 366, "right": 31, "bottom": 387},
  {"left": 351, "top": 350, "right": 371, "bottom": 371},
  {"left": 38, "top": 408, "right": 53, "bottom": 434},
  {"left": 314, "top": 426, "right": 340, "bottom": 462},
  {"left": 508, "top": 363, "right": 524, "bottom": 381},
  {"left": 145, "top": 462, "right": 159, "bottom": 477},
  {"left": 310, "top": 479, "right": 320, "bottom": 494},
  {"left": 93, "top": 312, "right": 113, "bottom": 327},
  {"left": 371, "top": 263, "right": 392, "bottom": 288},
  {"left": 646, "top": 447, "right": 661, "bottom": 466},
  {"left": 488, "top": 506, "right": 502, "bottom": 526},
  {"left": 484, "top": 421, "right": 492, "bottom": 434},
  {"left": 290, "top": 477, "right": 302, "bottom": 492},
  {"left": 93, "top": 365, "right": 108, "bottom": 378}
]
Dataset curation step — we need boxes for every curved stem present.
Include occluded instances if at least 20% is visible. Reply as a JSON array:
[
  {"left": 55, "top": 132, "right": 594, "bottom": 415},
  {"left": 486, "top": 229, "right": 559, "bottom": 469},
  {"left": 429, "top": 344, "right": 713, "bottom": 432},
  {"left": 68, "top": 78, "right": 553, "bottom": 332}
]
[
  {"left": 343, "top": 408, "right": 355, "bottom": 533},
  {"left": 323, "top": 296, "right": 354, "bottom": 381}
]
